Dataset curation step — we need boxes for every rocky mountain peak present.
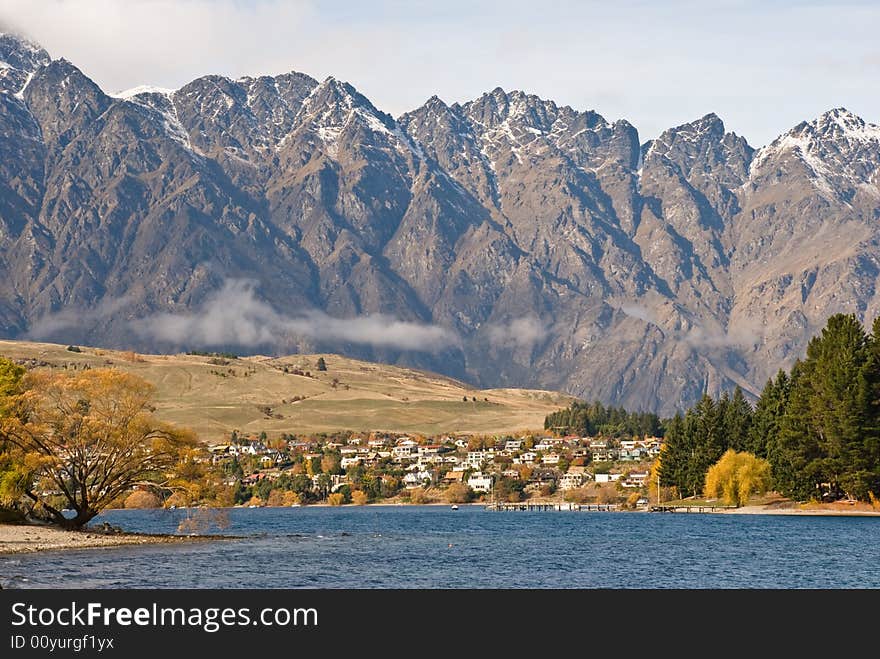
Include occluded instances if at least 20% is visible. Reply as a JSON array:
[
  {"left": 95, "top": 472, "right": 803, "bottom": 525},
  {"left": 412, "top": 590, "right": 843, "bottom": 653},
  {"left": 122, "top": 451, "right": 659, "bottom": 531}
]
[
  {"left": 814, "top": 107, "right": 879, "bottom": 141},
  {"left": 21, "top": 58, "right": 110, "bottom": 151},
  {"left": 648, "top": 113, "right": 734, "bottom": 158},
  {"left": 751, "top": 108, "right": 880, "bottom": 196},
  {"left": 397, "top": 94, "right": 466, "bottom": 143},
  {"left": 778, "top": 108, "right": 880, "bottom": 149},
  {"left": 304, "top": 76, "right": 377, "bottom": 113},
  {"left": 643, "top": 113, "right": 753, "bottom": 190},
  {"left": 0, "top": 31, "right": 50, "bottom": 69},
  {"left": 463, "top": 87, "right": 562, "bottom": 135},
  {"left": 0, "top": 31, "right": 50, "bottom": 95},
  {"left": 293, "top": 75, "right": 419, "bottom": 160}
]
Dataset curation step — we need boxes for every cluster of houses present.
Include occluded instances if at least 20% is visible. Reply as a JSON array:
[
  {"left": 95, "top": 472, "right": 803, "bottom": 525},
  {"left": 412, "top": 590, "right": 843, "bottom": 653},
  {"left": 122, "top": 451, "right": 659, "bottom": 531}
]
[{"left": 206, "top": 432, "right": 662, "bottom": 499}]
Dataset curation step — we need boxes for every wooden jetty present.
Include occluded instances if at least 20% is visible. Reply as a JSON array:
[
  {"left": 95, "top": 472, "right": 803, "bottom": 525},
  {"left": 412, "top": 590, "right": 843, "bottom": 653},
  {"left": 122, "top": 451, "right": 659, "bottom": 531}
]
[
  {"left": 486, "top": 502, "right": 619, "bottom": 512},
  {"left": 650, "top": 504, "right": 736, "bottom": 513}
]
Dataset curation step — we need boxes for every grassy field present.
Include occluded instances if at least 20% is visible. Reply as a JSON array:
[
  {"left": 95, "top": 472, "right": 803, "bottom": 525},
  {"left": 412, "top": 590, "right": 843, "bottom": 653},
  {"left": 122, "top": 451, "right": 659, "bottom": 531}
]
[{"left": 0, "top": 340, "right": 574, "bottom": 441}]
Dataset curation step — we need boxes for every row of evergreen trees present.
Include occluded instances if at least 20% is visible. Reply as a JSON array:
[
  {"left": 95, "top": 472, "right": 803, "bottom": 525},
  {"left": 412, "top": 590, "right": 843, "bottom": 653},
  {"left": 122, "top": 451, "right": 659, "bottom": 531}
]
[
  {"left": 661, "top": 314, "right": 880, "bottom": 501},
  {"left": 544, "top": 400, "right": 662, "bottom": 438}
]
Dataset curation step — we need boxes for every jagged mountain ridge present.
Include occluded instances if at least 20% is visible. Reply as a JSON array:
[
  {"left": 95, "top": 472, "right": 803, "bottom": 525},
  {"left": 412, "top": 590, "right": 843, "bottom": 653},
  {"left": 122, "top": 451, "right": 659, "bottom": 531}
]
[{"left": 2, "top": 32, "right": 879, "bottom": 415}]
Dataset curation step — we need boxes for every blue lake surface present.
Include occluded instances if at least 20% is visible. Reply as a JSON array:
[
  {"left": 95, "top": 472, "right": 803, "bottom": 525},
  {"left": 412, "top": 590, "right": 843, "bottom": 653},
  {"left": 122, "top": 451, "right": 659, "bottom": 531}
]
[{"left": 3, "top": 506, "right": 880, "bottom": 588}]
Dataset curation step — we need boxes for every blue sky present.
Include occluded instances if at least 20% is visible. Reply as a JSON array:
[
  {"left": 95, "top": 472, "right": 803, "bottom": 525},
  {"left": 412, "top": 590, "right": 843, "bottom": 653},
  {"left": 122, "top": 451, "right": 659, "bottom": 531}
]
[{"left": 2, "top": 0, "right": 878, "bottom": 145}]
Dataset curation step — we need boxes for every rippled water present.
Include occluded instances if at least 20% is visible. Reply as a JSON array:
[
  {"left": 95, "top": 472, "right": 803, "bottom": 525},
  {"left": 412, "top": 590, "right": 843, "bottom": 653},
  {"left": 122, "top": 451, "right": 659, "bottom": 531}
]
[{"left": 3, "top": 506, "right": 879, "bottom": 588}]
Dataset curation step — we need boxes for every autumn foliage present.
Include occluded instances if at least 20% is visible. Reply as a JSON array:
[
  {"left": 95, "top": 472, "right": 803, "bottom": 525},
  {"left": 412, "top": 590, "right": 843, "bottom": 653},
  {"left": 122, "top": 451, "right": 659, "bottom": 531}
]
[
  {"left": 0, "top": 368, "right": 194, "bottom": 528},
  {"left": 704, "top": 449, "right": 772, "bottom": 507},
  {"left": 124, "top": 490, "right": 162, "bottom": 509}
]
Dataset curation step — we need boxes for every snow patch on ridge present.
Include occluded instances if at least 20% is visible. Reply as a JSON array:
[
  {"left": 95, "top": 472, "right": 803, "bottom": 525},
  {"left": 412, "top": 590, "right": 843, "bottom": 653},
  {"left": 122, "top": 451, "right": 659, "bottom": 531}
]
[
  {"left": 110, "top": 85, "right": 177, "bottom": 99},
  {"left": 113, "top": 86, "right": 202, "bottom": 158}
]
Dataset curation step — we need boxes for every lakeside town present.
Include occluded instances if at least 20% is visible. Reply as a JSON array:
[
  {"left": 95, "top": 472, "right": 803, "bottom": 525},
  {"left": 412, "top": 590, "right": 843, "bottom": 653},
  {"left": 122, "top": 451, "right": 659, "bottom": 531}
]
[{"left": 181, "top": 430, "right": 663, "bottom": 511}]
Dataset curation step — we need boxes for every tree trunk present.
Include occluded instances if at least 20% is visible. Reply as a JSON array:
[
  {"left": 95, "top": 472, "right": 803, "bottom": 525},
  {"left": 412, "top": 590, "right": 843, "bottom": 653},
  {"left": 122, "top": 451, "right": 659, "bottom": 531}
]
[
  {"left": 59, "top": 508, "right": 99, "bottom": 530},
  {"left": 25, "top": 491, "right": 98, "bottom": 530}
]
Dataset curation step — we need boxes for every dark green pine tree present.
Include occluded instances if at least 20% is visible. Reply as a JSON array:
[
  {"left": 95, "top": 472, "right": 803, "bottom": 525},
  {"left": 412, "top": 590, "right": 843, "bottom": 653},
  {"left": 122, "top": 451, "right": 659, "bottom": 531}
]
[
  {"left": 690, "top": 394, "right": 725, "bottom": 493},
  {"left": 773, "top": 360, "right": 820, "bottom": 500},
  {"left": 682, "top": 407, "right": 705, "bottom": 497},
  {"left": 723, "top": 386, "right": 753, "bottom": 452},
  {"left": 658, "top": 413, "right": 693, "bottom": 498},
  {"left": 748, "top": 370, "right": 790, "bottom": 458},
  {"left": 810, "top": 314, "right": 869, "bottom": 499},
  {"left": 852, "top": 316, "right": 880, "bottom": 498},
  {"left": 776, "top": 314, "right": 869, "bottom": 500}
]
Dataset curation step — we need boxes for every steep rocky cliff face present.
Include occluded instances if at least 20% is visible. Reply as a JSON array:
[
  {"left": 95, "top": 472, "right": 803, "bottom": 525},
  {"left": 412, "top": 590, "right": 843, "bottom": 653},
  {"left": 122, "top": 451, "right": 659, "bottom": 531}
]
[{"left": 2, "top": 33, "right": 879, "bottom": 414}]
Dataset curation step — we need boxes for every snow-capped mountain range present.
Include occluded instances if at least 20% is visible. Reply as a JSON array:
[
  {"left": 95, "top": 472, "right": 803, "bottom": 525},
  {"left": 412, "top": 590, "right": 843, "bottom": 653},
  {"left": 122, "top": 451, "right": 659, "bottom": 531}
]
[{"left": 2, "top": 32, "right": 880, "bottom": 414}]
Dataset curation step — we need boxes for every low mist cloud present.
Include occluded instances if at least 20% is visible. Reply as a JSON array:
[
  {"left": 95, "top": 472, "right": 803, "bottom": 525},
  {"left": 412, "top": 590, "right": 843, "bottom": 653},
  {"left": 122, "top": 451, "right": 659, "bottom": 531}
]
[
  {"left": 130, "top": 279, "right": 456, "bottom": 352},
  {"left": 617, "top": 301, "right": 762, "bottom": 350},
  {"left": 486, "top": 315, "right": 547, "bottom": 349},
  {"left": 683, "top": 322, "right": 762, "bottom": 349},
  {"left": 619, "top": 304, "right": 655, "bottom": 324},
  {"left": 28, "top": 296, "right": 132, "bottom": 339}
]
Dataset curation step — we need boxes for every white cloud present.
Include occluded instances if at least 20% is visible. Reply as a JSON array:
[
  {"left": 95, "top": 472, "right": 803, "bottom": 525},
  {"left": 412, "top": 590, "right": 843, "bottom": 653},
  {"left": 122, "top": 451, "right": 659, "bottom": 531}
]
[
  {"left": 27, "top": 296, "right": 132, "bottom": 339},
  {"left": 617, "top": 302, "right": 762, "bottom": 349},
  {"left": 619, "top": 304, "right": 655, "bottom": 324},
  {"left": 682, "top": 322, "right": 762, "bottom": 350},
  {"left": 0, "top": 0, "right": 315, "bottom": 93},
  {"left": 486, "top": 315, "right": 547, "bottom": 349},
  {"left": 129, "top": 279, "right": 456, "bottom": 351}
]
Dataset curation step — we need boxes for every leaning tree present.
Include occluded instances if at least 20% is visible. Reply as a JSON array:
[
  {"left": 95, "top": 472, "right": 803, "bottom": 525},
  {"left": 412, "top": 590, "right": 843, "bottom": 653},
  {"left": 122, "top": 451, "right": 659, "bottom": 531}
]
[{"left": 0, "top": 368, "right": 193, "bottom": 529}]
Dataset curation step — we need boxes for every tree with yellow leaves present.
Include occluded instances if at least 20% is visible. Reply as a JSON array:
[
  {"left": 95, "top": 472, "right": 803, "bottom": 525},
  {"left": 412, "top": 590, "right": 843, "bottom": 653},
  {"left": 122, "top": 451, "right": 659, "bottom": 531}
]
[
  {"left": 0, "top": 368, "right": 194, "bottom": 529},
  {"left": 646, "top": 444, "right": 676, "bottom": 505},
  {"left": 0, "top": 357, "right": 28, "bottom": 516},
  {"left": 704, "top": 449, "right": 772, "bottom": 507}
]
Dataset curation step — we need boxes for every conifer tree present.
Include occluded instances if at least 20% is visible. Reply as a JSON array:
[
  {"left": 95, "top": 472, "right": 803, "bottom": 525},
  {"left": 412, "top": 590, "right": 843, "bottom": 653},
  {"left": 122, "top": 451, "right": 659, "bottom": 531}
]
[
  {"left": 775, "top": 314, "right": 869, "bottom": 500},
  {"left": 723, "top": 386, "right": 753, "bottom": 452}
]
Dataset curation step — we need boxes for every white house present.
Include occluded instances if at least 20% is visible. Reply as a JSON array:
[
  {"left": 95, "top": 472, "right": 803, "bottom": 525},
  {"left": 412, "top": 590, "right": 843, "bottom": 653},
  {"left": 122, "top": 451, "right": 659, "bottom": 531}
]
[
  {"left": 513, "top": 452, "right": 537, "bottom": 465},
  {"left": 594, "top": 473, "right": 622, "bottom": 484},
  {"left": 465, "top": 450, "right": 492, "bottom": 469},
  {"left": 467, "top": 473, "right": 493, "bottom": 493},
  {"left": 393, "top": 444, "right": 419, "bottom": 460},
  {"left": 622, "top": 471, "right": 649, "bottom": 488},
  {"left": 403, "top": 471, "right": 432, "bottom": 488}
]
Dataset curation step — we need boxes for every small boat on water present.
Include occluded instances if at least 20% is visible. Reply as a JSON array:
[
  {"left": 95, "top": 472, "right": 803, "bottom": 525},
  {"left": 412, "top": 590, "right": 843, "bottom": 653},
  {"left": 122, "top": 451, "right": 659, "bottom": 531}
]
[{"left": 451, "top": 505, "right": 459, "bottom": 510}]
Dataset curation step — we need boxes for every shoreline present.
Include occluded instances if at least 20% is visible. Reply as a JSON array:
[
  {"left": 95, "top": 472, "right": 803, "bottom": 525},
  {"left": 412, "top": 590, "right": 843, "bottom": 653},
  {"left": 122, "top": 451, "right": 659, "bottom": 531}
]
[
  {"left": 721, "top": 504, "right": 880, "bottom": 516},
  {"left": 0, "top": 523, "right": 233, "bottom": 556}
]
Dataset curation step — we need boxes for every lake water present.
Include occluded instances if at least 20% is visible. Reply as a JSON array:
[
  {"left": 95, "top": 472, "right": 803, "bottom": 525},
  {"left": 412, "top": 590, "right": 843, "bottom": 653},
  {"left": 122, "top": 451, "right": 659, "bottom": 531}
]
[{"left": 3, "top": 506, "right": 880, "bottom": 588}]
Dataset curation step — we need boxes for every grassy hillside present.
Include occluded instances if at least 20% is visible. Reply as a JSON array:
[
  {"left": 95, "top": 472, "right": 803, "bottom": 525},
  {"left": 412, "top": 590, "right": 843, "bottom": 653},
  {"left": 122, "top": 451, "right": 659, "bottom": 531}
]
[{"left": 0, "top": 340, "right": 573, "bottom": 440}]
